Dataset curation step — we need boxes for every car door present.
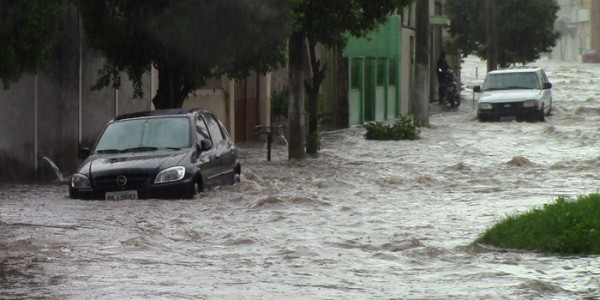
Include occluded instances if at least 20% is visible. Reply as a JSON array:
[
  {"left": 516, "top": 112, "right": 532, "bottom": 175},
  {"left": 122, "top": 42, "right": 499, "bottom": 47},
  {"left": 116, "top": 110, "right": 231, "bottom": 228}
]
[
  {"left": 216, "top": 116, "right": 237, "bottom": 170},
  {"left": 202, "top": 112, "right": 235, "bottom": 185},
  {"left": 195, "top": 114, "right": 220, "bottom": 187}
]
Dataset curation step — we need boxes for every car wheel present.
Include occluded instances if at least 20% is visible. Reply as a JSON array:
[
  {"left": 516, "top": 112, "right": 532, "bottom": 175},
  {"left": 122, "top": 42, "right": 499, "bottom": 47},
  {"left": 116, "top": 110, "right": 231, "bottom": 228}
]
[
  {"left": 232, "top": 165, "right": 241, "bottom": 185},
  {"left": 184, "top": 180, "right": 200, "bottom": 199},
  {"left": 538, "top": 104, "right": 546, "bottom": 122}
]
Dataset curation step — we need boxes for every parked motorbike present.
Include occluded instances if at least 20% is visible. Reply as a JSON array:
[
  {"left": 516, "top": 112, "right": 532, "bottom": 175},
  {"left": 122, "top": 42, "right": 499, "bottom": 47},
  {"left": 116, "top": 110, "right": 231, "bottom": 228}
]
[{"left": 438, "top": 68, "right": 461, "bottom": 108}]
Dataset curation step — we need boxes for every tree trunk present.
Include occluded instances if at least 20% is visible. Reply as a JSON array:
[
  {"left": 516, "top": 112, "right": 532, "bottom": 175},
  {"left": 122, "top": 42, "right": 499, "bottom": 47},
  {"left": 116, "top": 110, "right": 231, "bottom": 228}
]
[
  {"left": 337, "top": 48, "right": 349, "bottom": 129},
  {"left": 413, "top": 0, "right": 430, "bottom": 127},
  {"left": 152, "top": 63, "right": 191, "bottom": 109},
  {"left": 485, "top": 0, "right": 498, "bottom": 72},
  {"left": 305, "top": 39, "right": 326, "bottom": 154},
  {"left": 287, "top": 31, "right": 306, "bottom": 159}
]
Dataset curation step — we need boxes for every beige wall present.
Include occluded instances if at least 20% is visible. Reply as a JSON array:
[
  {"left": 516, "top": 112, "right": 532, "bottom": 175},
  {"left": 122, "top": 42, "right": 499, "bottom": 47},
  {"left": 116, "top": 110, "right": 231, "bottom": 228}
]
[{"left": 185, "top": 73, "right": 272, "bottom": 144}]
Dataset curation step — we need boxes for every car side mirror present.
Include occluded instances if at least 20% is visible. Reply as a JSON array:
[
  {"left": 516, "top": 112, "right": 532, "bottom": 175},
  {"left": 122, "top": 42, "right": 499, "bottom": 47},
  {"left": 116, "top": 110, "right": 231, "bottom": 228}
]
[
  {"left": 78, "top": 147, "right": 91, "bottom": 159},
  {"left": 473, "top": 85, "right": 481, "bottom": 93},
  {"left": 199, "top": 139, "right": 213, "bottom": 151},
  {"left": 543, "top": 82, "right": 552, "bottom": 89}
]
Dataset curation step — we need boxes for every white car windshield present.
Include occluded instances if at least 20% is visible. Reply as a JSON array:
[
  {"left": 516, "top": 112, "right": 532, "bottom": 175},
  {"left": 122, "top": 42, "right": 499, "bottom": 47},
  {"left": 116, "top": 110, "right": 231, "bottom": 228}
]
[
  {"left": 482, "top": 72, "right": 540, "bottom": 91},
  {"left": 95, "top": 117, "right": 191, "bottom": 153}
]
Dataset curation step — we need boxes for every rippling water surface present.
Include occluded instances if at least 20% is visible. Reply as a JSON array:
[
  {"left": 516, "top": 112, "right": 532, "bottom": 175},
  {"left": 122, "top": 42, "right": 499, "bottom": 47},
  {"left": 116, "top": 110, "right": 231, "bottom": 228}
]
[{"left": 2, "top": 57, "right": 600, "bottom": 299}]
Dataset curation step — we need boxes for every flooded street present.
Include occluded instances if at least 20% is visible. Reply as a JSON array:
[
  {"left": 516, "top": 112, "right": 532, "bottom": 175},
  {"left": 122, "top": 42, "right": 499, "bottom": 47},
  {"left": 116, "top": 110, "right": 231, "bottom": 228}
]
[{"left": 2, "top": 57, "right": 600, "bottom": 299}]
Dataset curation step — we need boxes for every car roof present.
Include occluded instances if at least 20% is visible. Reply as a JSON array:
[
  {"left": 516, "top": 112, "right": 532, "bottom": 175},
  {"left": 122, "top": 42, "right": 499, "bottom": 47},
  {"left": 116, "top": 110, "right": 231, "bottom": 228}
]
[
  {"left": 488, "top": 66, "right": 542, "bottom": 75},
  {"left": 115, "top": 108, "right": 212, "bottom": 121}
]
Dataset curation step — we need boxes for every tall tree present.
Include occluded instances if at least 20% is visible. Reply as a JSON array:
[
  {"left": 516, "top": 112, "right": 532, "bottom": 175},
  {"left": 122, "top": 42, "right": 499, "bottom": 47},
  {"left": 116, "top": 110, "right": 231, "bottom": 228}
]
[
  {"left": 445, "top": 0, "right": 560, "bottom": 68},
  {"left": 0, "top": 0, "right": 66, "bottom": 89},
  {"left": 289, "top": 0, "right": 413, "bottom": 158},
  {"left": 77, "top": 0, "right": 294, "bottom": 109}
]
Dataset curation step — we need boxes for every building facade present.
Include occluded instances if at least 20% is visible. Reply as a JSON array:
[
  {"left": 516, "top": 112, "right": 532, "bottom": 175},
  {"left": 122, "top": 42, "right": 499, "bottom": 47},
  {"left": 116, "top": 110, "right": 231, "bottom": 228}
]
[{"left": 552, "top": 0, "right": 599, "bottom": 61}]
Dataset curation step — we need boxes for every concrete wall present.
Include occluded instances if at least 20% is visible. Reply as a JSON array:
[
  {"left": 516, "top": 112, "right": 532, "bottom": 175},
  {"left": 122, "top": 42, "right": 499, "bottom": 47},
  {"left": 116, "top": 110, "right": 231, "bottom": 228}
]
[
  {"left": 184, "top": 89, "right": 228, "bottom": 125},
  {"left": 184, "top": 73, "right": 271, "bottom": 144},
  {"left": 0, "top": 7, "right": 151, "bottom": 182},
  {"left": 592, "top": 1, "right": 600, "bottom": 52}
]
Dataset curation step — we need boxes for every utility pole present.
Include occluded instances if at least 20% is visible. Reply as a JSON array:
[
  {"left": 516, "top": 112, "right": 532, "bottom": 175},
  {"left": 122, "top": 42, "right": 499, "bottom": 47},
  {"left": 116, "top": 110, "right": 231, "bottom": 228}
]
[
  {"left": 486, "top": 0, "right": 497, "bottom": 72},
  {"left": 413, "top": 0, "right": 430, "bottom": 127}
]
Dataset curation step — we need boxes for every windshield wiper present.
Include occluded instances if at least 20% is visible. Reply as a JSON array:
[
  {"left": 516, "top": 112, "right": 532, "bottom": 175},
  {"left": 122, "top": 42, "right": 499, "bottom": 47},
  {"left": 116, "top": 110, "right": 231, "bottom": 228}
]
[
  {"left": 121, "top": 146, "right": 159, "bottom": 152},
  {"left": 96, "top": 149, "right": 123, "bottom": 154},
  {"left": 98, "top": 146, "right": 180, "bottom": 153},
  {"left": 505, "top": 86, "right": 534, "bottom": 90}
]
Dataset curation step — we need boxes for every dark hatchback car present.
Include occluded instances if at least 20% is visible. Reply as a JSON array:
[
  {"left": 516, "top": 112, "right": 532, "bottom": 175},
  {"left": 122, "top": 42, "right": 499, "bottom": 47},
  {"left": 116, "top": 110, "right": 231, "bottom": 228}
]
[{"left": 69, "top": 108, "right": 240, "bottom": 200}]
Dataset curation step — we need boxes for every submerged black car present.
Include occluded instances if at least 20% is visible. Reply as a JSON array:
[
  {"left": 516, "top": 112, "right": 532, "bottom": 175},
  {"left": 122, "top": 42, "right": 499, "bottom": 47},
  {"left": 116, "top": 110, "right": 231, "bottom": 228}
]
[{"left": 69, "top": 108, "right": 240, "bottom": 200}]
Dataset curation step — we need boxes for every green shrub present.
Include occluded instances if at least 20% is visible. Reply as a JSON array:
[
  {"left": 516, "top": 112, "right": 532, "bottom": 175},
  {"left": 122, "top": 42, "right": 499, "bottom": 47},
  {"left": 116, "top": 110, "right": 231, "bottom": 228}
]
[
  {"left": 306, "top": 131, "right": 321, "bottom": 154},
  {"left": 475, "top": 194, "right": 600, "bottom": 255},
  {"left": 364, "top": 115, "right": 420, "bottom": 140},
  {"left": 271, "top": 90, "right": 288, "bottom": 118}
]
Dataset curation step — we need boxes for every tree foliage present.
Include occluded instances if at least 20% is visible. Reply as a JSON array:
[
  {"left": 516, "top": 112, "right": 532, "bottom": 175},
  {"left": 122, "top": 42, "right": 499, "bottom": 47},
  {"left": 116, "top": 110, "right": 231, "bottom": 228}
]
[
  {"left": 445, "top": 0, "right": 560, "bottom": 67},
  {"left": 293, "top": 0, "right": 413, "bottom": 155},
  {"left": 77, "top": 0, "right": 294, "bottom": 109},
  {"left": 0, "top": 0, "right": 65, "bottom": 89},
  {"left": 295, "top": 0, "right": 412, "bottom": 49}
]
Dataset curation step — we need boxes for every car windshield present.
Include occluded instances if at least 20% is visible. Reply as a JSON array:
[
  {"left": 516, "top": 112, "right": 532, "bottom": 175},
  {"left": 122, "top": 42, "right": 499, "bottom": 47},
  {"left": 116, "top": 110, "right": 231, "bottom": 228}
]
[
  {"left": 95, "top": 117, "right": 191, "bottom": 153},
  {"left": 482, "top": 72, "right": 540, "bottom": 91}
]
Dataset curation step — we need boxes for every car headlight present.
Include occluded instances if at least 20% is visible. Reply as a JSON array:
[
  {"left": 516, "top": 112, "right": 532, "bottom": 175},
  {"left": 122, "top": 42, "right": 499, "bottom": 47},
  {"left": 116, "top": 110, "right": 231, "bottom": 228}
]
[
  {"left": 522, "top": 100, "right": 537, "bottom": 107},
  {"left": 71, "top": 173, "right": 91, "bottom": 189},
  {"left": 154, "top": 166, "right": 186, "bottom": 184},
  {"left": 479, "top": 102, "right": 492, "bottom": 110}
]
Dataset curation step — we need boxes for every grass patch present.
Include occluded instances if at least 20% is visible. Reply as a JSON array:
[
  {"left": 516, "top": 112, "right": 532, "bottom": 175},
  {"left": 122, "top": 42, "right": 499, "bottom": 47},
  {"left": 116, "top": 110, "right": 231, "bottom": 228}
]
[
  {"left": 475, "top": 194, "right": 600, "bottom": 255},
  {"left": 364, "top": 116, "right": 420, "bottom": 140}
]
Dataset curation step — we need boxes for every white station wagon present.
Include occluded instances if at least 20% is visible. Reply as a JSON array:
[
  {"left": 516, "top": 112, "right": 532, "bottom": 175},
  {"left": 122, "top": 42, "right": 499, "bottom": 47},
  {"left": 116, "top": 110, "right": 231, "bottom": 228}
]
[{"left": 473, "top": 67, "right": 552, "bottom": 122}]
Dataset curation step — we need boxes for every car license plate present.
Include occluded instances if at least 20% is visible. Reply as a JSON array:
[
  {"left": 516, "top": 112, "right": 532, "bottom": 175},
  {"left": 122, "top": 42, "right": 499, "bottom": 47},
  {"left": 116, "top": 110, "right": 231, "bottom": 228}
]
[{"left": 105, "top": 190, "right": 138, "bottom": 200}]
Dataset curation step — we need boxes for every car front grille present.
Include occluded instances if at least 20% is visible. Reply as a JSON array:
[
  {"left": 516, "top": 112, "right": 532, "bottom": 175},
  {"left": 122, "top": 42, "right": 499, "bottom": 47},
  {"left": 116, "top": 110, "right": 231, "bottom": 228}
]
[
  {"left": 93, "top": 173, "right": 152, "bottom": 190},
  {"left": 492, "top": 102, "right": 524, "bottom": 112}
]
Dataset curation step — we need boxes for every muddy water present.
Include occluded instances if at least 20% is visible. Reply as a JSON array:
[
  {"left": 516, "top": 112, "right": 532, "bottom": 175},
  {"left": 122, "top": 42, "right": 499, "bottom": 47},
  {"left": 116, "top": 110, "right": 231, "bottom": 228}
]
[{"left": 2, "top": 57, "right": 600, "bottom": 299}]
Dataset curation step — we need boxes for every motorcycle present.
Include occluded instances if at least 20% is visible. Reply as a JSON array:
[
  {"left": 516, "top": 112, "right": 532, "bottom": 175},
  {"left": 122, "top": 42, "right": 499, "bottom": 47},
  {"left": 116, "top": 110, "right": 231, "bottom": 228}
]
[{"left": 438, "top": 68, "right": 461, "bottom": 108}]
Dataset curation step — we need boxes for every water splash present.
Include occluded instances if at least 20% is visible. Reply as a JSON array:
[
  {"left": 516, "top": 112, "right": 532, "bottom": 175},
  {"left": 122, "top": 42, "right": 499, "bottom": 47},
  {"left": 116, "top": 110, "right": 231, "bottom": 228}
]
[{"left": 41, "top": 156, "right": 66, "bottom": 183}]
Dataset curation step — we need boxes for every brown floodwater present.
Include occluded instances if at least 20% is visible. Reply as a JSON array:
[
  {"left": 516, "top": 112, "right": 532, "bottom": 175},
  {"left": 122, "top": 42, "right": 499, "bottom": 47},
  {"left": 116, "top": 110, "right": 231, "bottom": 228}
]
[{"left": 2, "top": 57, "right": 600, "bottom": 299}]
